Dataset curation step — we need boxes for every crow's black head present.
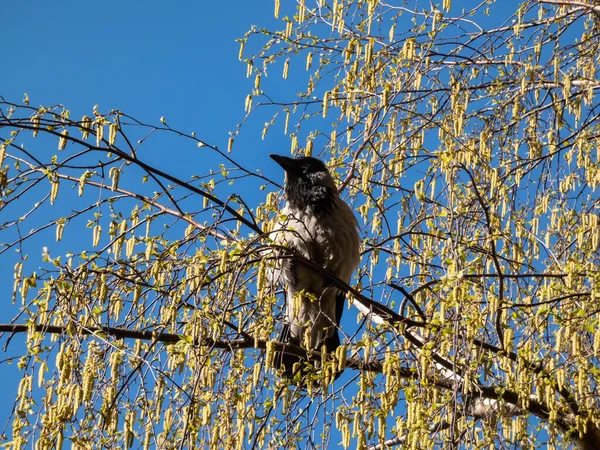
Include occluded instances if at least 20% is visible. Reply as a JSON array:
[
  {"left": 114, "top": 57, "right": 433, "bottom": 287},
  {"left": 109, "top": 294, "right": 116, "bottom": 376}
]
[{"left": 270, "top": 154, "right": 337, "bottom": 215}]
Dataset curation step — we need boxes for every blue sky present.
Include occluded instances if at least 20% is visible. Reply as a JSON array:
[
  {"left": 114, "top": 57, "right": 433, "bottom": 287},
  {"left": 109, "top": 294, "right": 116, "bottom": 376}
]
[
  {"left": 3, "top": 2, "right": 265, "bottom": 127},
  {"left": 1, "top": 1, "right": 292, "bottom": 170}
]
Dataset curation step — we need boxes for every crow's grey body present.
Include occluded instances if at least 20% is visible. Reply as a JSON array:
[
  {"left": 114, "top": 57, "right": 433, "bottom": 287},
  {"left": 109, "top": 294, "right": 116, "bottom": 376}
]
[{"left": 270, "top": 154, "right": 360, "bottom": 378}]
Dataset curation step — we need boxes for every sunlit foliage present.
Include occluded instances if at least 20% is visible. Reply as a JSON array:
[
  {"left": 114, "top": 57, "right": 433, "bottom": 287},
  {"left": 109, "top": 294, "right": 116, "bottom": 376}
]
[{"left": 1, "top": 0, "right": 600, "bottom": 449}]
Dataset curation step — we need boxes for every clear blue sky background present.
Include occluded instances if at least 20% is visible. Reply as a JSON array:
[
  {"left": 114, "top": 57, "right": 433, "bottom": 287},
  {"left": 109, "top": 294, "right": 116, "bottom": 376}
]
[{"left": 1, "top": 1, "right": 284, "bottom": 160}]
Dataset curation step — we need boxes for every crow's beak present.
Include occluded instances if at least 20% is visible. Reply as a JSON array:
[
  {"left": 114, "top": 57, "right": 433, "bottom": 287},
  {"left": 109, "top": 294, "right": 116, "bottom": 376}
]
[{"left": 270, "top": 154, "right": 300, "bottom": 175}]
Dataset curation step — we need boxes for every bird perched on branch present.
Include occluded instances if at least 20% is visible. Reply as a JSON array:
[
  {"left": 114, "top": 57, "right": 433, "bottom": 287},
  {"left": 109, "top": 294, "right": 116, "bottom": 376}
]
[{"left": 269, "top": 154, "right": 360, "bottom": 379}]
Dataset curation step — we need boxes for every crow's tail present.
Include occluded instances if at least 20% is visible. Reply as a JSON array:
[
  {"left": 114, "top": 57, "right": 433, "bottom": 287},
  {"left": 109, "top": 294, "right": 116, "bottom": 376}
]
[
  {"left": 274, "top": 323, "right": 302, "bottom": 378},
  {"left": 327, "top": 291, "right": 345, "bottom": 353},
  {"left": 275, "top": 326, "right": 342, "bottom": 380},
  {"left": 275, "top": 292, "right": 346, "bottom": 380},
  {"left": 323, "top": 327, "right": 341, "bottom": 354}
]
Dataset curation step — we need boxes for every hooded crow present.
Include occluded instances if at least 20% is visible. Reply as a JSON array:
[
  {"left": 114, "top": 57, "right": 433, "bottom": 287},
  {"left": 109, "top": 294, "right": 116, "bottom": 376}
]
[{"left": 270, "top": 154, "right": 360, "bottom": 378}]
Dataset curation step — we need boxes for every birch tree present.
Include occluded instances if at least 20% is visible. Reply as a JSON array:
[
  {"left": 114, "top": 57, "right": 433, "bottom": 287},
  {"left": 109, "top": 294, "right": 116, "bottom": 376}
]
[{"left": 1, "top": 0, "right": 600, "bottom": 448}]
